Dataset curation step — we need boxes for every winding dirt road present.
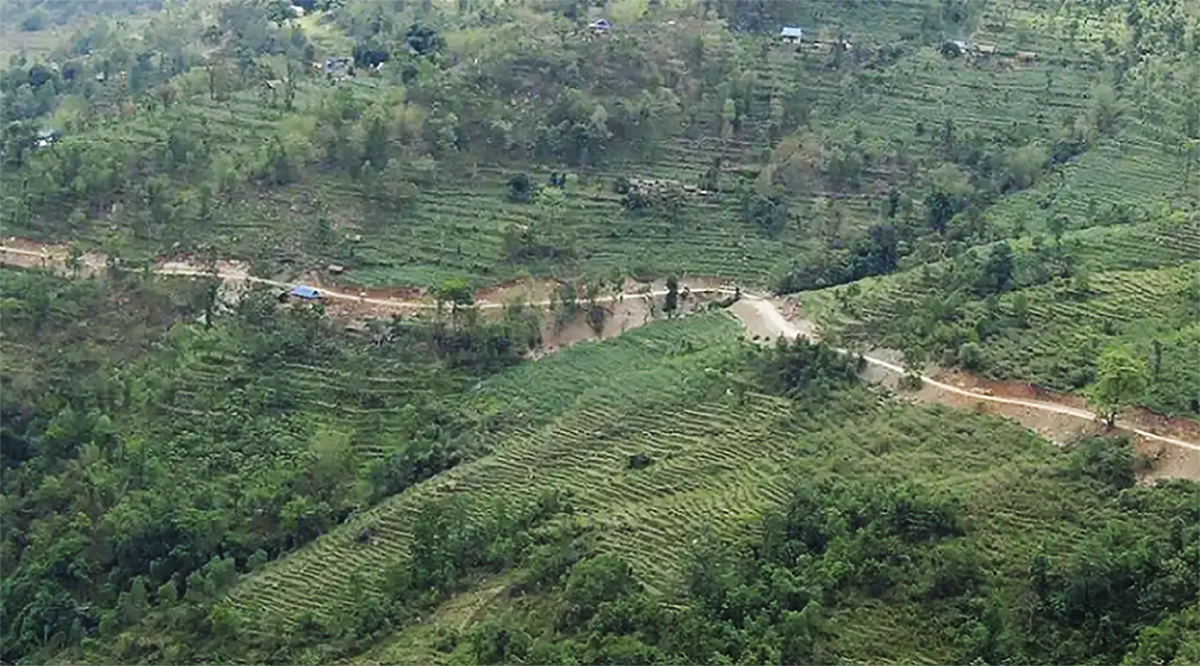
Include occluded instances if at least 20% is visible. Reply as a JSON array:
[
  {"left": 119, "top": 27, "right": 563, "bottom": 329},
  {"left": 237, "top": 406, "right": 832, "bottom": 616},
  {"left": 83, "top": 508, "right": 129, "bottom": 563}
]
[
  {"left": 3, "top": 242, "right": 1197, "bottom": 463},
  {"left": 1, "top": 244, "right": 738, "bottom": 310},
  {"left": 731, "top": 297, "right": 1200, "bottom": 457}
]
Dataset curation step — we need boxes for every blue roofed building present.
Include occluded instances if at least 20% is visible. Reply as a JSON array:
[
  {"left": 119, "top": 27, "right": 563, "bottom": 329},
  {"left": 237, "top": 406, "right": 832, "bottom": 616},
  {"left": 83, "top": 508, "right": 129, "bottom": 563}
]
[
  {"left": 780, "top": 26, "right": 803, "bottom": 43},
  {"left": 289, "top": 285, "right": 322, "bottom": 300}
]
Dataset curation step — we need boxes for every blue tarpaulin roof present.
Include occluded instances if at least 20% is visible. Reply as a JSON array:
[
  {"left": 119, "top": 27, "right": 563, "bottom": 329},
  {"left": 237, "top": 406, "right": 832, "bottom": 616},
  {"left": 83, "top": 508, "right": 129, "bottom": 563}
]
[{"left": 290, "top": 285, "right": 321, "bottom": 299}]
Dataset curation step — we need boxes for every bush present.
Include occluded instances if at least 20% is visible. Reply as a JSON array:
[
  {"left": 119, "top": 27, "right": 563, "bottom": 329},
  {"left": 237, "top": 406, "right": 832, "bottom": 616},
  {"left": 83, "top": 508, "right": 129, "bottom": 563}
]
[
  {"left": 761, "top": 338, "right": 863, "bottom": 395},
  {"left": 1068, "top": 435, "right": 1135, "bottom": 490},
  {"left": 20, "top": 10, "right": 45, "bottom": 31},
  {"left": 507, "top": 173, "right": 532, "bottom": 202},
  {"left": 403, "top": 23, "right": 442, "bottom": 56},
  {"left": 744, "top": 195, "right": 788, "bottom": 238},
  {"left": 627, "top": 453, "right": 654, "bottom": 469},
  {"left": 565, "top": 555, "right": 640, "bottom": 623},
  {"left": 957, "top": 342, "right": 985, "bottom": 371}
]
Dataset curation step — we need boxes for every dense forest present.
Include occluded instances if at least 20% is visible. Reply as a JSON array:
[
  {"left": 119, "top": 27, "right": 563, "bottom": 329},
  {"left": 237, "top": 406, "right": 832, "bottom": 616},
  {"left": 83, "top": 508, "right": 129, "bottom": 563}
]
[{"left": 0, "top": 0, "right": 1197, "bottom": 664}]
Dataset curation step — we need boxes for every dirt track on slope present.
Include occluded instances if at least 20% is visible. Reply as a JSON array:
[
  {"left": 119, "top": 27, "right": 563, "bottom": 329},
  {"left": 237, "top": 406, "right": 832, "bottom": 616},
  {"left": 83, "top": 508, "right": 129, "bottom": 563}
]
[
  {"left": 1, "top": 240, "right": 737, "bottom": 313},
  {"left": 3, "top": 240, "right": 1195, "bottom": 478},
  {"left": 1, "top": 240, "right": 739, "bottom": 353},
  {"left": 733, "top": 296, "right": 1200, "bottom": 480}
]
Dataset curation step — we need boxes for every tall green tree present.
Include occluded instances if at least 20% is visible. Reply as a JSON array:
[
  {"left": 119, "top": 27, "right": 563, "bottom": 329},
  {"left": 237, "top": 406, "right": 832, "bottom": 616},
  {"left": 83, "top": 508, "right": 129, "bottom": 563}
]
[{"left": 1088, "top": 346, "right": 1148, "bottom": 426}]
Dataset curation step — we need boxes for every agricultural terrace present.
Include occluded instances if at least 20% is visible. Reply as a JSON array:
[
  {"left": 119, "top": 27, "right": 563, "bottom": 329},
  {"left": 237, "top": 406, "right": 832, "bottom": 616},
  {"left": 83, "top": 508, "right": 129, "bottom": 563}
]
[
  {"left": 120, "top": 313, "right": 1193, "bottom": 666},
  {"left": 799, "top": 214, "right": 1200, "bottom": 416},
  {"left": 4, "top": 0, "right": 1193, "bottom": 294}
]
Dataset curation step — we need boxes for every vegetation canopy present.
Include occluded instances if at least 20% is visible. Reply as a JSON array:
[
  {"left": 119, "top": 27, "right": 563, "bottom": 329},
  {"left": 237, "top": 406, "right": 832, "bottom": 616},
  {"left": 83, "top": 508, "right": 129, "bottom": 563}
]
[{"left": 0, "top": 0, "right": 1196, "bottom": 663}]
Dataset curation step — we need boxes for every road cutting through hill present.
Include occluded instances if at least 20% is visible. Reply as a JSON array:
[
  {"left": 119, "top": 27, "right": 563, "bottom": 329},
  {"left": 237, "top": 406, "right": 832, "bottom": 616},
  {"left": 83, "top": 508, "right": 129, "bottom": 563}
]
[
  {"left": 731, "top": 296, "right": 1200, "bottom": 470},
  {"left": 3, "top": 241, "right": 1197, "bottom": 468}
]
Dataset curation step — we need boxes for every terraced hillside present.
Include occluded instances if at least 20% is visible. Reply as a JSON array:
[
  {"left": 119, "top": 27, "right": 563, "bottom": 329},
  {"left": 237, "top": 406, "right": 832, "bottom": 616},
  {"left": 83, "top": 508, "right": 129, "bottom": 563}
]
[
  {"left": 4, "top": 1, "right": 1199, "bottom": 664},
  {"left": 219, "top": 312, "right": 1195, "bottom": 666},
  {"left": 799, "top": 214, "right": 1200, "bottom": 416},
  {"left": 331, "top": 362, "right": 1171, "bottom": 666},
  {"left": 226, "top": 314, "right": 758, "bottom": 623},
  {"left": 9, "top": 0, "right": 1194, "bottom": 294}
]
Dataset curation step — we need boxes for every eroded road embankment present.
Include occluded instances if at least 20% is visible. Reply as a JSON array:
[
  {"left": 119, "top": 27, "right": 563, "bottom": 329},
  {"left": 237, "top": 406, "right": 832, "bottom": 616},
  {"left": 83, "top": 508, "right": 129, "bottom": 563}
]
[
  {"left": 731, "top": 297, "right": 1200, "bottom": 481},
  {"left": 3, "top": 241, "right": 1196, "bottom": 478}
]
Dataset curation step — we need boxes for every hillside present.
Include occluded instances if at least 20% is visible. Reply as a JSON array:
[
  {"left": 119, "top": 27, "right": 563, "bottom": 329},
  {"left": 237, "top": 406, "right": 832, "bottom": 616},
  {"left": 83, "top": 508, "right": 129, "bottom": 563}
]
[
  {"left": 0, "top": 0, "right": 1197, "bottom": 664},
  {"left": 64, "top": 313, "right": 1200, "bottom": 666},
  {"left": 3, "top": 0, "right": 1195, "bottom": 288}
]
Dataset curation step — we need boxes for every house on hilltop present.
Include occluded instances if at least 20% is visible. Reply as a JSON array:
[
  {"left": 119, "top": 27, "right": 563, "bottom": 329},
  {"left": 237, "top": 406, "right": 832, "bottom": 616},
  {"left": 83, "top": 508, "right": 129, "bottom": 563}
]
[{"left": 780, "top": 26, "right": 803, "bottom": 43}]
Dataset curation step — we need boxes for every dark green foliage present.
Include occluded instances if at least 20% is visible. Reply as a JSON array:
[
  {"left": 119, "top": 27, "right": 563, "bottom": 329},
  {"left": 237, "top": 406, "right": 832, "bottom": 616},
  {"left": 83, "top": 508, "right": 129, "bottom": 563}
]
[
  {"left": 0, "top": 268, "right": 540, "bottom": 663},
  {"left": 776, "top": 223, "right": 903, "bottom": 294},
  {"left": 927, "top": 191, "right": 958, "bottom": 233},
  {"left": 744, "top": 194, "right": 787, "bottom": 238},
  {"left": 626, "top": 453, "right": 653, "bottom": 469},
  {"left": 464, "top": 478, "right": 971, "bottom": 665},
  {"left": 403, "top": 23, "right": 442, "bottom": 56},
  {"left": 1067, "top": 435, "right": 1136, "bottom": 491},
  {"left": 664, "top": 274, "right": 678, "bottom": 313},
  {"left": 620, "top": 182, "right": 682, "bottom": 221},
  {"left": 757, "top": 337, "right": 863, "bottom": 395},
  {"left": 368, "top": 439, "right": 465, "bottom": 501},
  {"left": 392, "top": 491, "right": 575, "bottom": 604},
  {"left": 352, "top": 41, "right": 389, "bottom": 69},
  {"left": 506, "top": 173, "right": 532, "bottom": 203},
  {"left": 20, "top": 9, "right": 45, "bottom": 31},
  {"left": 974, "top": 242, "right": 1015, "bottom": 297},
  {"left": 449, "top": 431, "right": 1197, "bottom": 666},
  {"left": 564, "top": 555, "right": 640, "bottom": 623}
]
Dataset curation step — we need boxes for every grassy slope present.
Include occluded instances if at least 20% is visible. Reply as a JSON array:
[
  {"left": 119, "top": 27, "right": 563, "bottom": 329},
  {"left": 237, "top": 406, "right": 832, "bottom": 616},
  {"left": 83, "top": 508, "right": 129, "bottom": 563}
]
[
  {"left": 226, "top": 313, "right": 752, "bottom": 624},
  {"left": 350, "top": 388, "right": 1137, "bottom": 666}
]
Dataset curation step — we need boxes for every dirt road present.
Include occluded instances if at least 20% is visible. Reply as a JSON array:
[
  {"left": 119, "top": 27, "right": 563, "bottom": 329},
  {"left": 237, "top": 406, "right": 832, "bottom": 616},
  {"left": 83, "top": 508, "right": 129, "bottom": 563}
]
[
  {"left": 4, "top": 241, "right": 1196, "bottom": 470},
  {"left": 731, "top": 297, "right": 1200, "bottom": 473},
  {"left": 1, "top": 243, "right": 738, "bottom": 311}
]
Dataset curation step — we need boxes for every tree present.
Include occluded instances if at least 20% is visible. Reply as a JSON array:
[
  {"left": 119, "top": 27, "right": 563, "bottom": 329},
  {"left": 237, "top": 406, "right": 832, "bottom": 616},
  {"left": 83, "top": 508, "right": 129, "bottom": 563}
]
[
  {"left": 1048, "top": 214, "right": 1070, "bottom": 246},
  {"left": 745, "top": 194, "right": 787, "bottom": 238},
  {"left": 720, "top": 97, "right": 736, "bottom": 142},
  {"left": 974, "top": 243, "right": 1014, "bottom": 297},
  {"left": 404, "top": 24, "right": 442, "bottom": 56},
  {"left": 435, "top": 278, "right": 474, "bottom": 323},
  {"left": 664, "top": 275, "right": 679, "bottom": 314},
  {"left": 1088, "top": 347, "right": 1148, "bottom": 426},
  {"left": 507, "top": 173, "right": 532, "bottom": 203}
]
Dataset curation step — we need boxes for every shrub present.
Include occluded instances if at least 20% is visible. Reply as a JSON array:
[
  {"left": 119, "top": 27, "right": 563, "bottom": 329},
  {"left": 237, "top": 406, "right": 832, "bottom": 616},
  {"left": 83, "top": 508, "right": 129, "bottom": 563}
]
[
  {"left": 404, "top": 23, "right": 442, "bottom": 56},
  {"left": 20, "top": 10, "right": 45, "bottom": 31},
  {"left": 507, "top": 173, "right": 532, "bottom": 202},
  {"left": 957, "top": 342, "right": 985, "bottom": 371},
  {"left": 744, "top": 195, "right": 788, "bottom": 238},
  {"left": 1068, "top": 435, "right": 1135, "bottom": 490},
  {"left": 627, "top": 453, "right": 654, "bottom": 469}
]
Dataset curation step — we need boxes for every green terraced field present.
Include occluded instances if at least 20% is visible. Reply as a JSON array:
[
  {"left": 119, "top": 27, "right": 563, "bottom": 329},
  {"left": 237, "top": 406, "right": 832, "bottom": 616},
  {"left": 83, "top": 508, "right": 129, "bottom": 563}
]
[
  {"left": 223, "top": 310, "right": 1109, "bottom": 661},
  {"left": 350, "top": 393, "right": 1132, "bottom": 666},
  {"left": 801, "top": 214, "right": 1200, "bottom": 333},
  {"left": 23, "top": 0, "right": 1186, "bottom": 293},
  {"left": 226, "top": 313, "right": 754, "bottom": 624}
]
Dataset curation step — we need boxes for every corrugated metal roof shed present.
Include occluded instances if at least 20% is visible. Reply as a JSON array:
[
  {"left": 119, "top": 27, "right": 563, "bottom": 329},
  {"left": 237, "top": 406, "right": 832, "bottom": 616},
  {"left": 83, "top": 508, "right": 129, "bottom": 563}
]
[{"left": 290, "top": 285, "right": 321, "bottom": 299}]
